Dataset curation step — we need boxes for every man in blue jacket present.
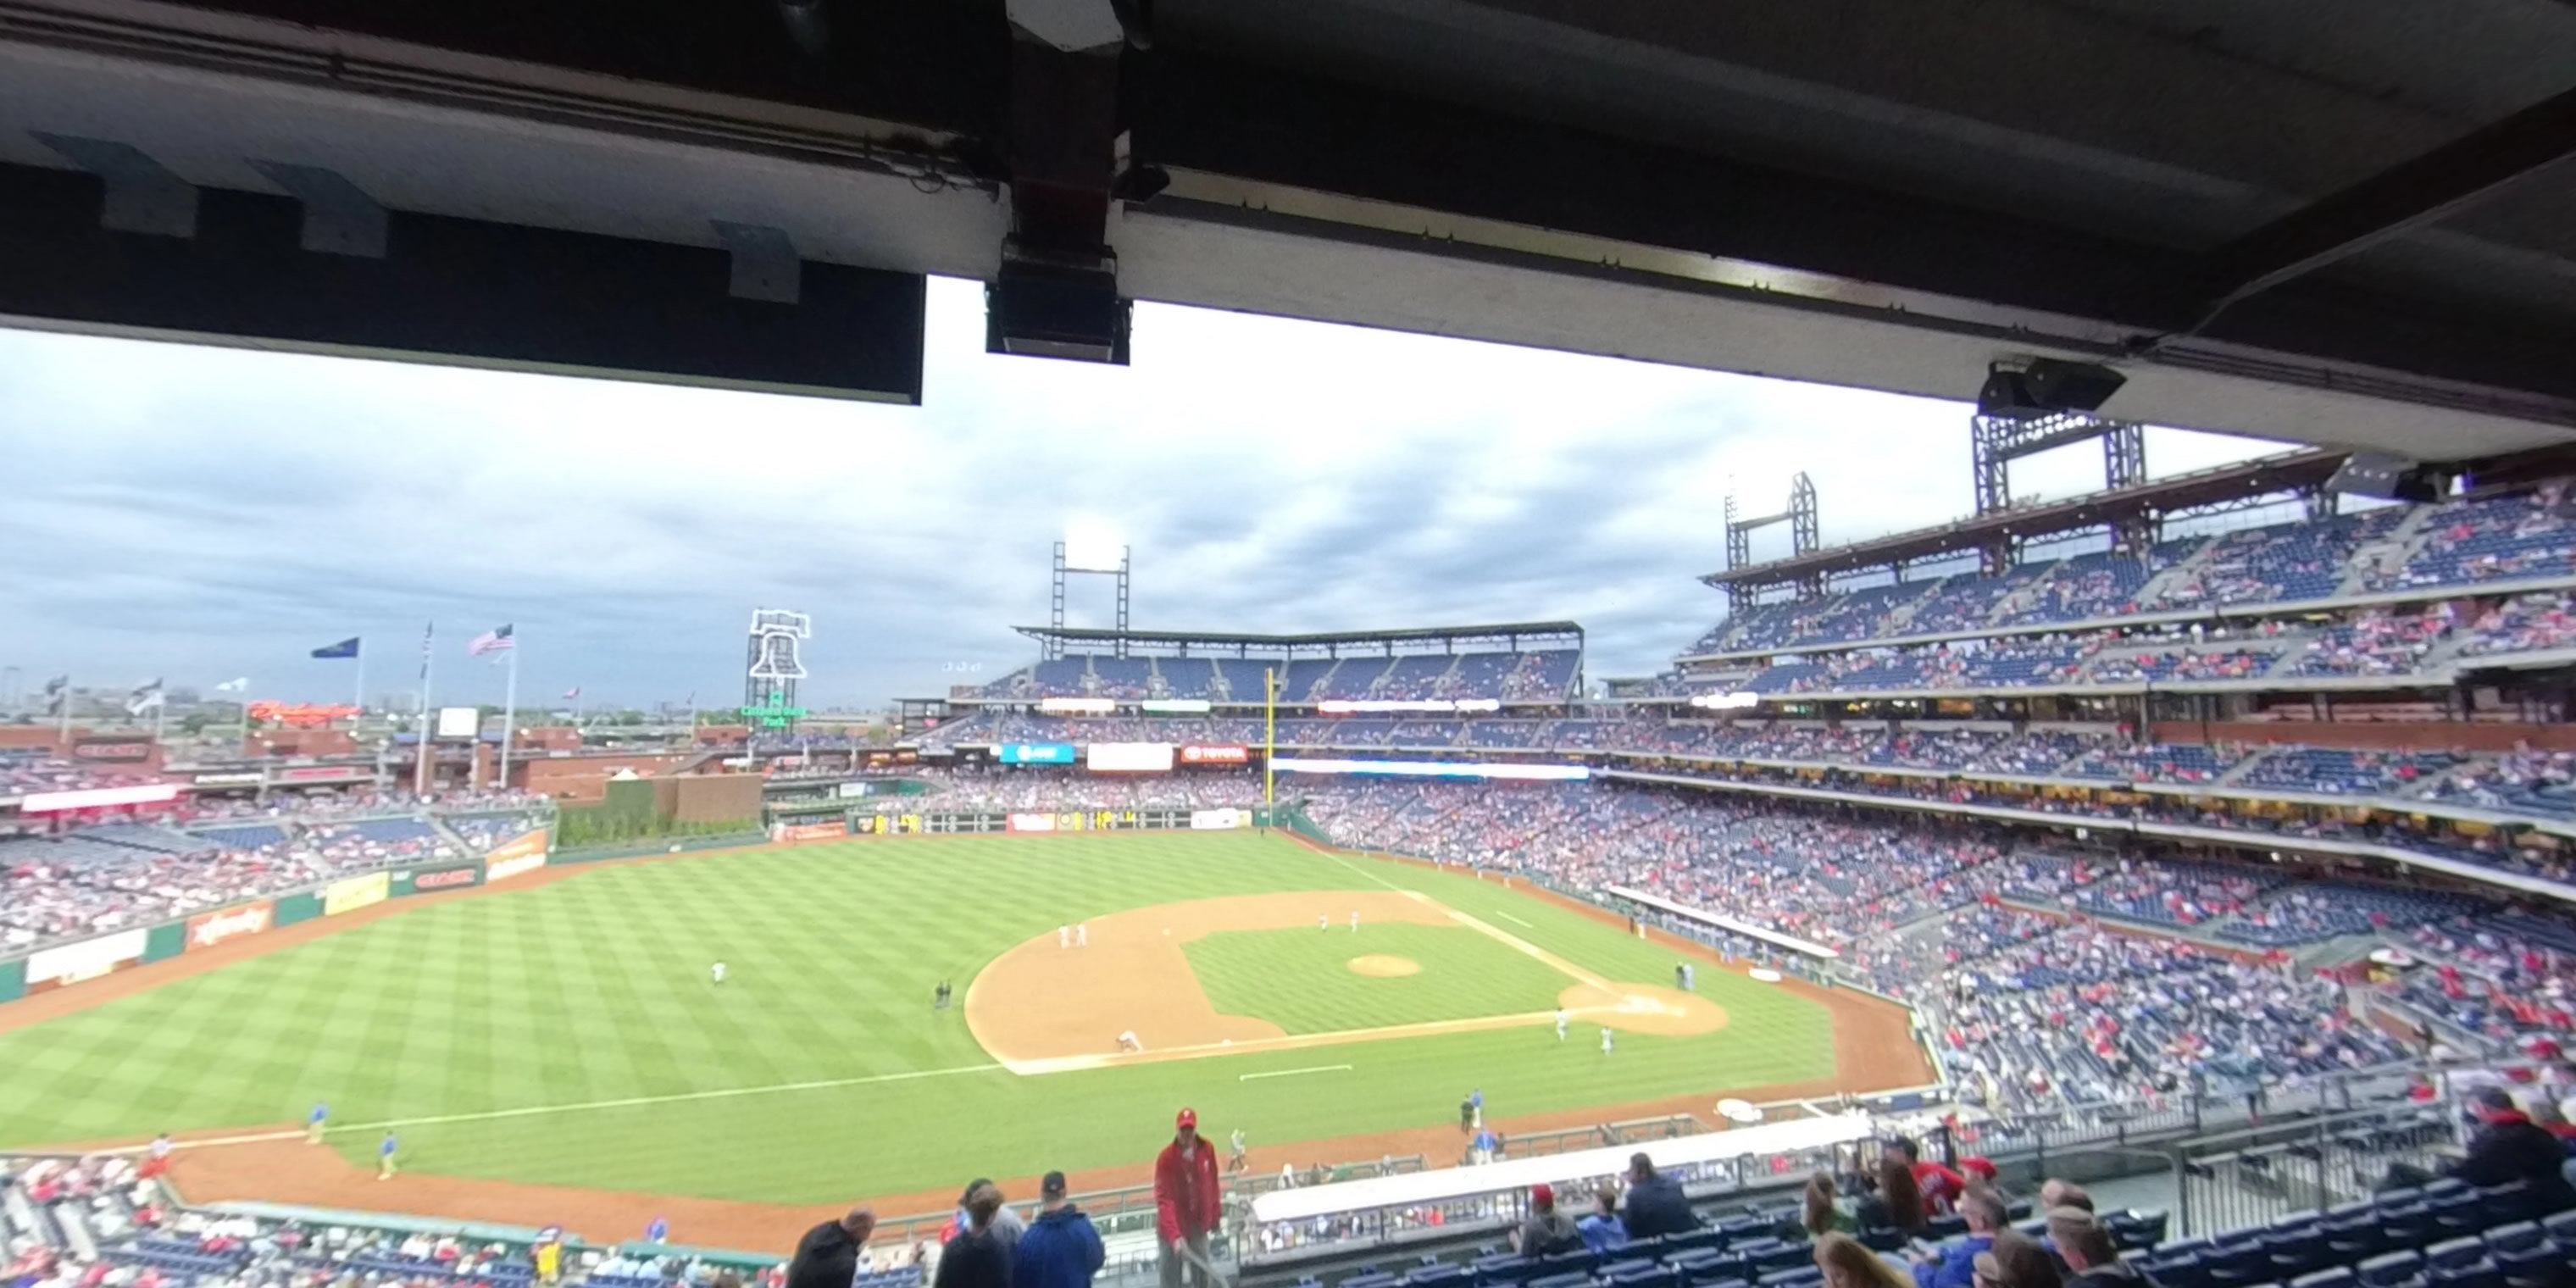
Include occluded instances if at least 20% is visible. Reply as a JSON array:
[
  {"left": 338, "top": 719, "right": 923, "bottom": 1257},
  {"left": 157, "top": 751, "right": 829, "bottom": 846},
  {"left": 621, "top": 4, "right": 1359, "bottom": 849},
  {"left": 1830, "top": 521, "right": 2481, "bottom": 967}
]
[
  {"left": 1911, "top": 1189, "right": 2003, "bottom": 1288},
  {"left": 1015, "top": 1170, "right": 1106, "bottom": 1288}
]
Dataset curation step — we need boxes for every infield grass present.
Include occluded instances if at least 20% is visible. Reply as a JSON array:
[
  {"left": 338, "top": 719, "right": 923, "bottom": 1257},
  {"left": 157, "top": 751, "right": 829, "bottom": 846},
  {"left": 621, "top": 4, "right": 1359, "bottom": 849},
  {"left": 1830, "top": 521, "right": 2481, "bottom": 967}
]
[
  {"left": 0, "top": 832, "right": 1842, "bottom": 1204},
  {"left": 1185, "top": 924, "right": 1570, "bottom": 1033}
]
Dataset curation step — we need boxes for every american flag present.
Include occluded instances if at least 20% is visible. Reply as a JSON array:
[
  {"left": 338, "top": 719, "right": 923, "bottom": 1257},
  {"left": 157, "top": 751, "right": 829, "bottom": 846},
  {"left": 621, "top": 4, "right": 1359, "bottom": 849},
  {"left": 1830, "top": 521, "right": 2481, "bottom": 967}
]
[{"left": 468, "top": 625, "right": 514, "bottom": 657}]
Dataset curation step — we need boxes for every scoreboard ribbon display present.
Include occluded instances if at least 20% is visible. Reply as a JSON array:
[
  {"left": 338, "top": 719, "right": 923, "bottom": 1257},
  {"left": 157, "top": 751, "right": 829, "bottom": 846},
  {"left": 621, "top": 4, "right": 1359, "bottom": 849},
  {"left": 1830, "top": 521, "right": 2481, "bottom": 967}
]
[{"left": 997, "top": 742, "right": 1076, "bottom": 764}]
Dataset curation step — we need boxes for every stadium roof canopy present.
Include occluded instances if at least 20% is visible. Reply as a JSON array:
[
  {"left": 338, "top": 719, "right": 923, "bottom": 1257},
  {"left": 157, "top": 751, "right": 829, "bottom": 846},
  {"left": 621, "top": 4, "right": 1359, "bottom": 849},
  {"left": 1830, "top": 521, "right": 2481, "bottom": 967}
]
[
  {"left": 1013, "top": 622, "right": 1584, "bottom": 652},
  {"left": 3, "top": 0, "right": 2572, "bottom": 452},
  {"left": 1704, "top": 448, "right": 2352, "bottom": 590}
]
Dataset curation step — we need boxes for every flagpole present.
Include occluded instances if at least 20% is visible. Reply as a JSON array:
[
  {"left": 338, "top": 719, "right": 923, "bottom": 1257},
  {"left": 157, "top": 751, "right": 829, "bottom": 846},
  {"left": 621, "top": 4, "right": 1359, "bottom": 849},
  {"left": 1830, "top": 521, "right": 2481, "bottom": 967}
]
[
  {"left": 239, "top": 681, "right": 252, "bottom": 753},
  {"left": 354, "top": 641, "right": 366, "bottom": 715},
  {"left": 415, "top": 622, "right": 435, "bottom": 797},
  {"left": 57, "top": 675, "right": 72, "bottom": 741},
  {"left": 500, "top": 642, "right": 519, "bottom": 792}
]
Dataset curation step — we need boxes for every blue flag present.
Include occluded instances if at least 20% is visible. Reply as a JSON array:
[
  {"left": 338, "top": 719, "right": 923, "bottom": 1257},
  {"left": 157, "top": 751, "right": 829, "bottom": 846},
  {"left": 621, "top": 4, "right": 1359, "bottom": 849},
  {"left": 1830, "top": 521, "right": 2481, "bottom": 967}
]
[{"left": 310, "top": 637, "right": 361, "bottom": 659}]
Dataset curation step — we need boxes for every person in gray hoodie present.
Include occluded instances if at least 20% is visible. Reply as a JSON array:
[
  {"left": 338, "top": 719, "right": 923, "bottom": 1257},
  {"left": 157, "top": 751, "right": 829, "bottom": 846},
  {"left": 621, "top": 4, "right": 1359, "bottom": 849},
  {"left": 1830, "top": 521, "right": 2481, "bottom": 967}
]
[{"left": 1513, "top": 1184, "right": 1585, "bottom": 1257}]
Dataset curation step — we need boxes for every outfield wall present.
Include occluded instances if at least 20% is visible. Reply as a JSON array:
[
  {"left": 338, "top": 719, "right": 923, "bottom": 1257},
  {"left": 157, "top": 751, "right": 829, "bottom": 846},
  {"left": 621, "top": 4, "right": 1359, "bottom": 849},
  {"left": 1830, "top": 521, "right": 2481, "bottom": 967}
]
[{"left": 0, "top": 825, "right": 548, "bottom": 1007}]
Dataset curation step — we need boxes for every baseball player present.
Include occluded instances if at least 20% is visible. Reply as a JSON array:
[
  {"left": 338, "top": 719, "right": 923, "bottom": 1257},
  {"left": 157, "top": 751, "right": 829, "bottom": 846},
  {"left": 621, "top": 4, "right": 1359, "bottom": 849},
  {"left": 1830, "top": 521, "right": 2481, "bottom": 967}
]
[
  {"left": 1319, "top": 914, "right": 1329, "bottom": 932},
  {"left": 1059, "top": 924, "right": 1071, "bottom": 948},
  {"left": 1601, "top": 1027, "right": 1615, "bottom": 1055},
  {"left": 1229, "top": 1128, "right": 1248, "bottom": 1174},
  {"left": 711, "top": 961, "right": 727, "bottom": 985},
  {"left": 1555, "top": 1008, "right": 1569, "bottom": 1041},
  {"left": 1076, "top": 922, "right": 1089, "bottom": 947},
  {"left": 646, "top": 1216, "right": 669, "bottom": 1244},
  {"left": 1119, "top": 1030, "right": 1143, "bottom": 1052},
  {"left": 1350, "top": 910, "right": 1360, "bottom": 932},
  {"left": 306, "top": 1102, "right": 328, "bottom": 1145},
  {"left": 377, "top": 1131, "right": 398, "bottom": 1180}
]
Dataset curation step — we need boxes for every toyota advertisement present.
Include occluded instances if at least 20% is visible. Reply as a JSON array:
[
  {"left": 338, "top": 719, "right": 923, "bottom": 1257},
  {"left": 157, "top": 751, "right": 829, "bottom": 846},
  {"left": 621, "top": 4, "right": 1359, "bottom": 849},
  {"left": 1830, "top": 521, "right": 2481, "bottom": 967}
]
[{"left": 1179, "top": 744, "right": 1249, "bottom": 765}]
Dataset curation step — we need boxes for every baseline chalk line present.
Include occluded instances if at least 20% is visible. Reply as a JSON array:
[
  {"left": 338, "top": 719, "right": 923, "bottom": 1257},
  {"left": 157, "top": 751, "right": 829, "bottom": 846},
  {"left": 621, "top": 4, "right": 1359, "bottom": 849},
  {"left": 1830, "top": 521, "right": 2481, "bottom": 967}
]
[
  {"left": 1238, "top": 1064, "right": 1354, "bottom": 1082},
  {"left": 1494, "top": 911, "right": 1535, "bottom": 928}
]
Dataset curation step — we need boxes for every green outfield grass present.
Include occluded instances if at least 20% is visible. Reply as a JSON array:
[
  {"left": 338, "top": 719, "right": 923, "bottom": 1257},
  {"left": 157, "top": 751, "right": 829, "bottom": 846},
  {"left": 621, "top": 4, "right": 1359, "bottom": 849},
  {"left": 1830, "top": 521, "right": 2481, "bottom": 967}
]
[
  {"left": 0, "top": 832, "right": 1842, "bottom": 1205},
  {"left": 1185, "top": 924, "right": 1571, "bottom": 1033}
]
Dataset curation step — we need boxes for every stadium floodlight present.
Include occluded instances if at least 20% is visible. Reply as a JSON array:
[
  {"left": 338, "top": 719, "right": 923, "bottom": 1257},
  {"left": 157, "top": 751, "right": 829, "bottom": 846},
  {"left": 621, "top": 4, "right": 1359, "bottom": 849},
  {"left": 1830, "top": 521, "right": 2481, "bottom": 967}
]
[{"left": 1976, "top": 358, "right": 2127, "bottom": 420}]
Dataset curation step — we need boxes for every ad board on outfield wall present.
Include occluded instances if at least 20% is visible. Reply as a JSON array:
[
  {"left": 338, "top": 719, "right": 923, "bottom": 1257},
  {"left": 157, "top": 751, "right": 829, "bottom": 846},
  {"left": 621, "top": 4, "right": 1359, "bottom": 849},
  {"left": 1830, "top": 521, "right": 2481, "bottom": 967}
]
[
  {"left": 186, "top": 902, "right": 274, "bottom": 950},
  {"left": 25, "top": 928, "right": 149, "bottom": 991},
  {"left": 1180, "top": 745, "right": 1248, "bottom": 765},
  {"left": 402, "top": 863, "right": 481, "bottom": 894},
  {"left": 771, "top": 819, "right": 847, "bottom": 842},
  {"left": 1087, "top": 742, "right": 1175, "bottom": 772},
  {"left": 997, "top": 742, "right": 1077, "bottom": 764},
  {"left": 1007, "top": 812, "right": 1058, "bottom": 832},
  {"left": 323, "top": 871, "right": 391, "bottom": 917},
  {"left": 1190, "top": 808, "right": 1249, "bottom": 830},
  {"left": 482, "top": 830, "right": 550, "bottom": 883}
]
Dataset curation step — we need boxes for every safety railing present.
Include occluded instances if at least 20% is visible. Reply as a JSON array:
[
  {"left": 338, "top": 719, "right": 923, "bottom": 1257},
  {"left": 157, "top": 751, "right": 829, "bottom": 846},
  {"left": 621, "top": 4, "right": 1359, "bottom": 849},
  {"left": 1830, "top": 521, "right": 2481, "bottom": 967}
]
[{"left": 2167, "top": 1101, "right": 2461, "bottom": 1238}]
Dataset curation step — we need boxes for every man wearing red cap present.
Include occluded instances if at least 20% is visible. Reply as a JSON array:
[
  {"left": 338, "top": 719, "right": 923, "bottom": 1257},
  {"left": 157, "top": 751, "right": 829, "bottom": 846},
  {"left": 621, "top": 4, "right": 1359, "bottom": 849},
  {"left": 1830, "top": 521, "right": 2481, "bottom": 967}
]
[{"left": 1155, "top": 1108, "right": 1222, "bottom": 1288}]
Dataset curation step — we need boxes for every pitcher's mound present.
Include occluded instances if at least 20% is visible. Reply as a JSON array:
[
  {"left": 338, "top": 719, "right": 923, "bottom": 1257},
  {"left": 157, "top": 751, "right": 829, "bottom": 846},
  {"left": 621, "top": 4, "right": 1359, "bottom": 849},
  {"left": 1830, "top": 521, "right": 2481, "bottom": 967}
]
[
  {"left": 1347, "top": 955, "right": 1422, "bottom": 978},
  {"left": 1557, "top": 982, "right": 1729, "bottom": 1036}
]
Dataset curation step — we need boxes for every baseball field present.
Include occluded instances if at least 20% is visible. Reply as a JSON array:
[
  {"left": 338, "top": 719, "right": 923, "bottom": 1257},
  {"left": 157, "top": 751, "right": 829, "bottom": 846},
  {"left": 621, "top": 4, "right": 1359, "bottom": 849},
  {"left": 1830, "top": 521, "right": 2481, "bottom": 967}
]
[{"left": 0, "top": 830, "right": 1926, "bottom": 1247}]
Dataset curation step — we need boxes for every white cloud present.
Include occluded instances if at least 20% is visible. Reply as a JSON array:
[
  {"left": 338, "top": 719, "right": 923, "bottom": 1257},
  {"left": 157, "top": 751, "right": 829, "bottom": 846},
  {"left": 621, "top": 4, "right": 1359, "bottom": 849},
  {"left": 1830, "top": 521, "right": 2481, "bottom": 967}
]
[{"left": 0, "top": 278, "right": 2289, "bottom": 705}]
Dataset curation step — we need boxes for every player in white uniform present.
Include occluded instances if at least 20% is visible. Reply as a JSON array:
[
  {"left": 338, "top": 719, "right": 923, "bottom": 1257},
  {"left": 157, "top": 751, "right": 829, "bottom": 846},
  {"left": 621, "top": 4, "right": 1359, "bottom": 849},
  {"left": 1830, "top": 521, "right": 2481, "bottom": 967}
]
[
  {"left": 1556, "top": 1009, "right": 1568, "bottom": 1040},
  {"left": 1117, "top": 1030, "right": 1142, "bottom": 1052},
  {"left": 1601, "top": 1027, "right": 1614, "bottom": 1055},
  {"left": 710, "top": 962, "right": 726, "bottom": 985},
  {"left": 1319, "top": 914, "right": 1329, "bottom": 931},
  {"left": 1076, "top": 922, "right": 1088, "bottom": 947},
  {"left": 1350, "top": 910, "right": 1360, "bottom": 931},
  {"left": 1059, "top": 924, "right": 1070, "bottom": 948}
]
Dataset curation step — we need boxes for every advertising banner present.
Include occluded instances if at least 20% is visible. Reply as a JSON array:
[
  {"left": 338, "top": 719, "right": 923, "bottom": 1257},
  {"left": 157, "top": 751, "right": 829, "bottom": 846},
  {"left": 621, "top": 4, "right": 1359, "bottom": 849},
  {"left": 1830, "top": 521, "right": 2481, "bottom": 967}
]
[
  {"left": 1190, "top": 808, "right": 1250, "bottom": 830},
  {"left": 997, "top": 742, "right": 1077, "bottom": 765},
  {"left": 26, "top": 928, "right": 149, "bottom": 991},
  {"left": 1007, "top": 812, "right": 1058, "bottom": 833},
  {"left": 323, "top": 871, "right": 391, "bottom": 917},
  {"left": 276, "top": 765, "right": 366, "bottom": 783},
  {"left": 192, "top": 771, "right": 265, "bottom": 786},
  {"left": 769, "top": 819, "right": 848, "bottom": 843},
  {"left": 837, "top": 781, "right": 872, "bottom": 798},
  {"left": 186, "top": 901, "right": 275, "bottom": 950},
  {"left": 20, "top": 783, "right": 181, "bottom": 813},
  {"left": 1037, "top": 697, "right": 1116, "bottom": 715},
  {"left": 1180, "top": 745, "right": 1249, "bottom": 765},
  {"left": 1087, "top": 742, "right": 1176, "bottom": 772},
  {"left": 408, "top": 863, "right": 481, "bottom": 894},
  {"left": 70, "top": 739, "right": 154, "bottom": 763},
  {"left": 482, "top": 830, "right": 550, "bottom": 883},
  {"left": 1141, "top": 699, "right": 1213, "bottom": 714}
]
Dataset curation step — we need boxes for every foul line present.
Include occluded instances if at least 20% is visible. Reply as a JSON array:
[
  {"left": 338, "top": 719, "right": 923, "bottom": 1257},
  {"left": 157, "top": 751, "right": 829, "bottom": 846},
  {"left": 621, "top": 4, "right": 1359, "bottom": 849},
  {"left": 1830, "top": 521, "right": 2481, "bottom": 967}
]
[
  {"left": 143, "top": 1062, "right": 1007, "bottom": 1153},
  {"left": 1237, "top": 1064, "right": 1352, "bottom": 1082},
  {"left": 1494, "top": 911, "right": 1535, "bottom": 928}
]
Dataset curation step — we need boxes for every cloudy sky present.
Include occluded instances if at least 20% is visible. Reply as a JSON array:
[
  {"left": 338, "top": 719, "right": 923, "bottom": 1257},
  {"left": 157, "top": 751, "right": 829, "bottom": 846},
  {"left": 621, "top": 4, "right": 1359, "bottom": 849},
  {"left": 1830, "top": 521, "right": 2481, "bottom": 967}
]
[{"left": 0, "top": 277, "right": 2292, "bottom": 710}]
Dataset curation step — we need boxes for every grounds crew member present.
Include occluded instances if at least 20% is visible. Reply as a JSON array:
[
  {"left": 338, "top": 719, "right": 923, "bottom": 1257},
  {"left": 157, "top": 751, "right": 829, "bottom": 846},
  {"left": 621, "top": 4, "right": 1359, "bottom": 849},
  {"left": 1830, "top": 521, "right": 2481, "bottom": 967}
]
[{"left": 1154, "top": 1108, "right": 1222, "bottom": 1288}]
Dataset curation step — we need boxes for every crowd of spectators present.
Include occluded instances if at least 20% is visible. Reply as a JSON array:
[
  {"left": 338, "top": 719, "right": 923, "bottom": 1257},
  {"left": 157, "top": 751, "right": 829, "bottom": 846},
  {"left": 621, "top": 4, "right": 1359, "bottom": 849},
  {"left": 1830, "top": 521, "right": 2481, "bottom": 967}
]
[
  {"left": 1, "top": 791, "right": 557, "bottom": 952},
  {"left": 2401, "top": 912, "right": 2576, "bottom": 1045},
  {"left": 974, "top": 648, "right": 1579, "bottom": 703},
  {"left": 2368, "top": 487, "right": 2576, "bottom": 593},
  {"left": 877, "top": 769, "right": 1257, "bottom": 813}
]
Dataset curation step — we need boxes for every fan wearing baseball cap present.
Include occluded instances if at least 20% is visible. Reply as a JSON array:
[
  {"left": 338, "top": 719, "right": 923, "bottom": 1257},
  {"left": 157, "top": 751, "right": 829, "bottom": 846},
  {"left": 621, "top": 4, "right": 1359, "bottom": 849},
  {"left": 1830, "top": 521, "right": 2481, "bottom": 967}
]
[
  {"left": 1155, "top": 1108, "right": 1223, "bottom": 1288},
  {"left": 1512, "top": 1183, "right": 1583, "bottom": 1257}
]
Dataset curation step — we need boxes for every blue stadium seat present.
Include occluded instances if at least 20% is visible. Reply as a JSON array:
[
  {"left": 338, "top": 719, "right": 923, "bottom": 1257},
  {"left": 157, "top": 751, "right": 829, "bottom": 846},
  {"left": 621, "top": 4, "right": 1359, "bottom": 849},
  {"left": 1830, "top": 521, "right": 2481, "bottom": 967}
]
[
  {"left": 2430, "top": 1241, "right": 2491, "bottom": 1272},
  {"left": 2207, "top": 1243, "right": 2269, "bottom": 1288},
  {"left": 1600, "top": 1260, "right": 1656, "bottom": 1280},
  {"left": 1530, "top": 1273, "right": 1594, "bottom": 1288},
  {"left": 2323, "top": 1213, "right": 2384, "bottom": 1261},
  {"left": 1408, "top": 1267, "right": 1471, "bottom": 1288},
  {"left": 2482, "top": 1182, "right": 2537, "bottom": 1225},
  {"left": 1663, "top": 1251, "right": 1724, "bottom": 1280},
  {"left": 1540, "top": 1251, "right": 1597, "bottom": 1277},
  {"left": 1473, "top": 1254, "right": 1535, "bottom": 1285},
  {"left": 2144, "top": 1252, "right": 2208, "bottom": 1288},
  {"left": 2291, "top": 1268, "right": 2355, "bottom": 1288},
  {"left": 2434, "top": 1191, "right": 2489, "bottom": 1237},
  {"left": 2484, "top": 1224, "right": 2545, "bottom": 1255},
  {"left": 2539, "top": 1211, "right": 2576, "bottom": 1243},
  {"left": 2489, "top": 1244, "right": 2559, "bottom": 1288},
  {"left": 2264, "top": 1230, "right": 2327, "bottom": 1277},
  {"left": 1613, "top": 1267, "right": 1678, "bottom": 1288},
  {"left": 1754, "top": 1269, "right": 1818, "bottom": 1288},
  {"left": 2357, "top": 1252, "right": 2425, "bottom": 1288},
  {"left": 2429, "top": 1260, "right": 2503, "bottom": 1288},
  {"left": 1665, "top": 1230, "right": 1725, "bottom": 1257}
]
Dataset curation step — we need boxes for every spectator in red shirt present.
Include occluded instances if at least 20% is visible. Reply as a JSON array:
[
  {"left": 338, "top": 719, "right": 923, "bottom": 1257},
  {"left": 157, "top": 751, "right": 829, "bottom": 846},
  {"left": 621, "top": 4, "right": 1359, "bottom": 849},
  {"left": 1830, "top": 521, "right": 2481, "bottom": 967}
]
[
  {"left": 1154, "top": 1108, "right": 1221, "bottom": 1288},
  {"left": 1888, "top": 1139, "right": 1966, "bottom": 1216}
]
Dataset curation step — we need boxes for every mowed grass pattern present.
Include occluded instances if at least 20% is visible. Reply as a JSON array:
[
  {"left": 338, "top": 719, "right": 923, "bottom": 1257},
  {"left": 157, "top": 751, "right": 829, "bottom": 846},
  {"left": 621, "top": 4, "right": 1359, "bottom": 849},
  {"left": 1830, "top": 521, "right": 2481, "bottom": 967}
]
[
  {"left": 1185, "top": 924, "right": 1572, "bottom": 1034},
  {"left": 0, "top": 834, "right": 1839, "bottom": 1203}
]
